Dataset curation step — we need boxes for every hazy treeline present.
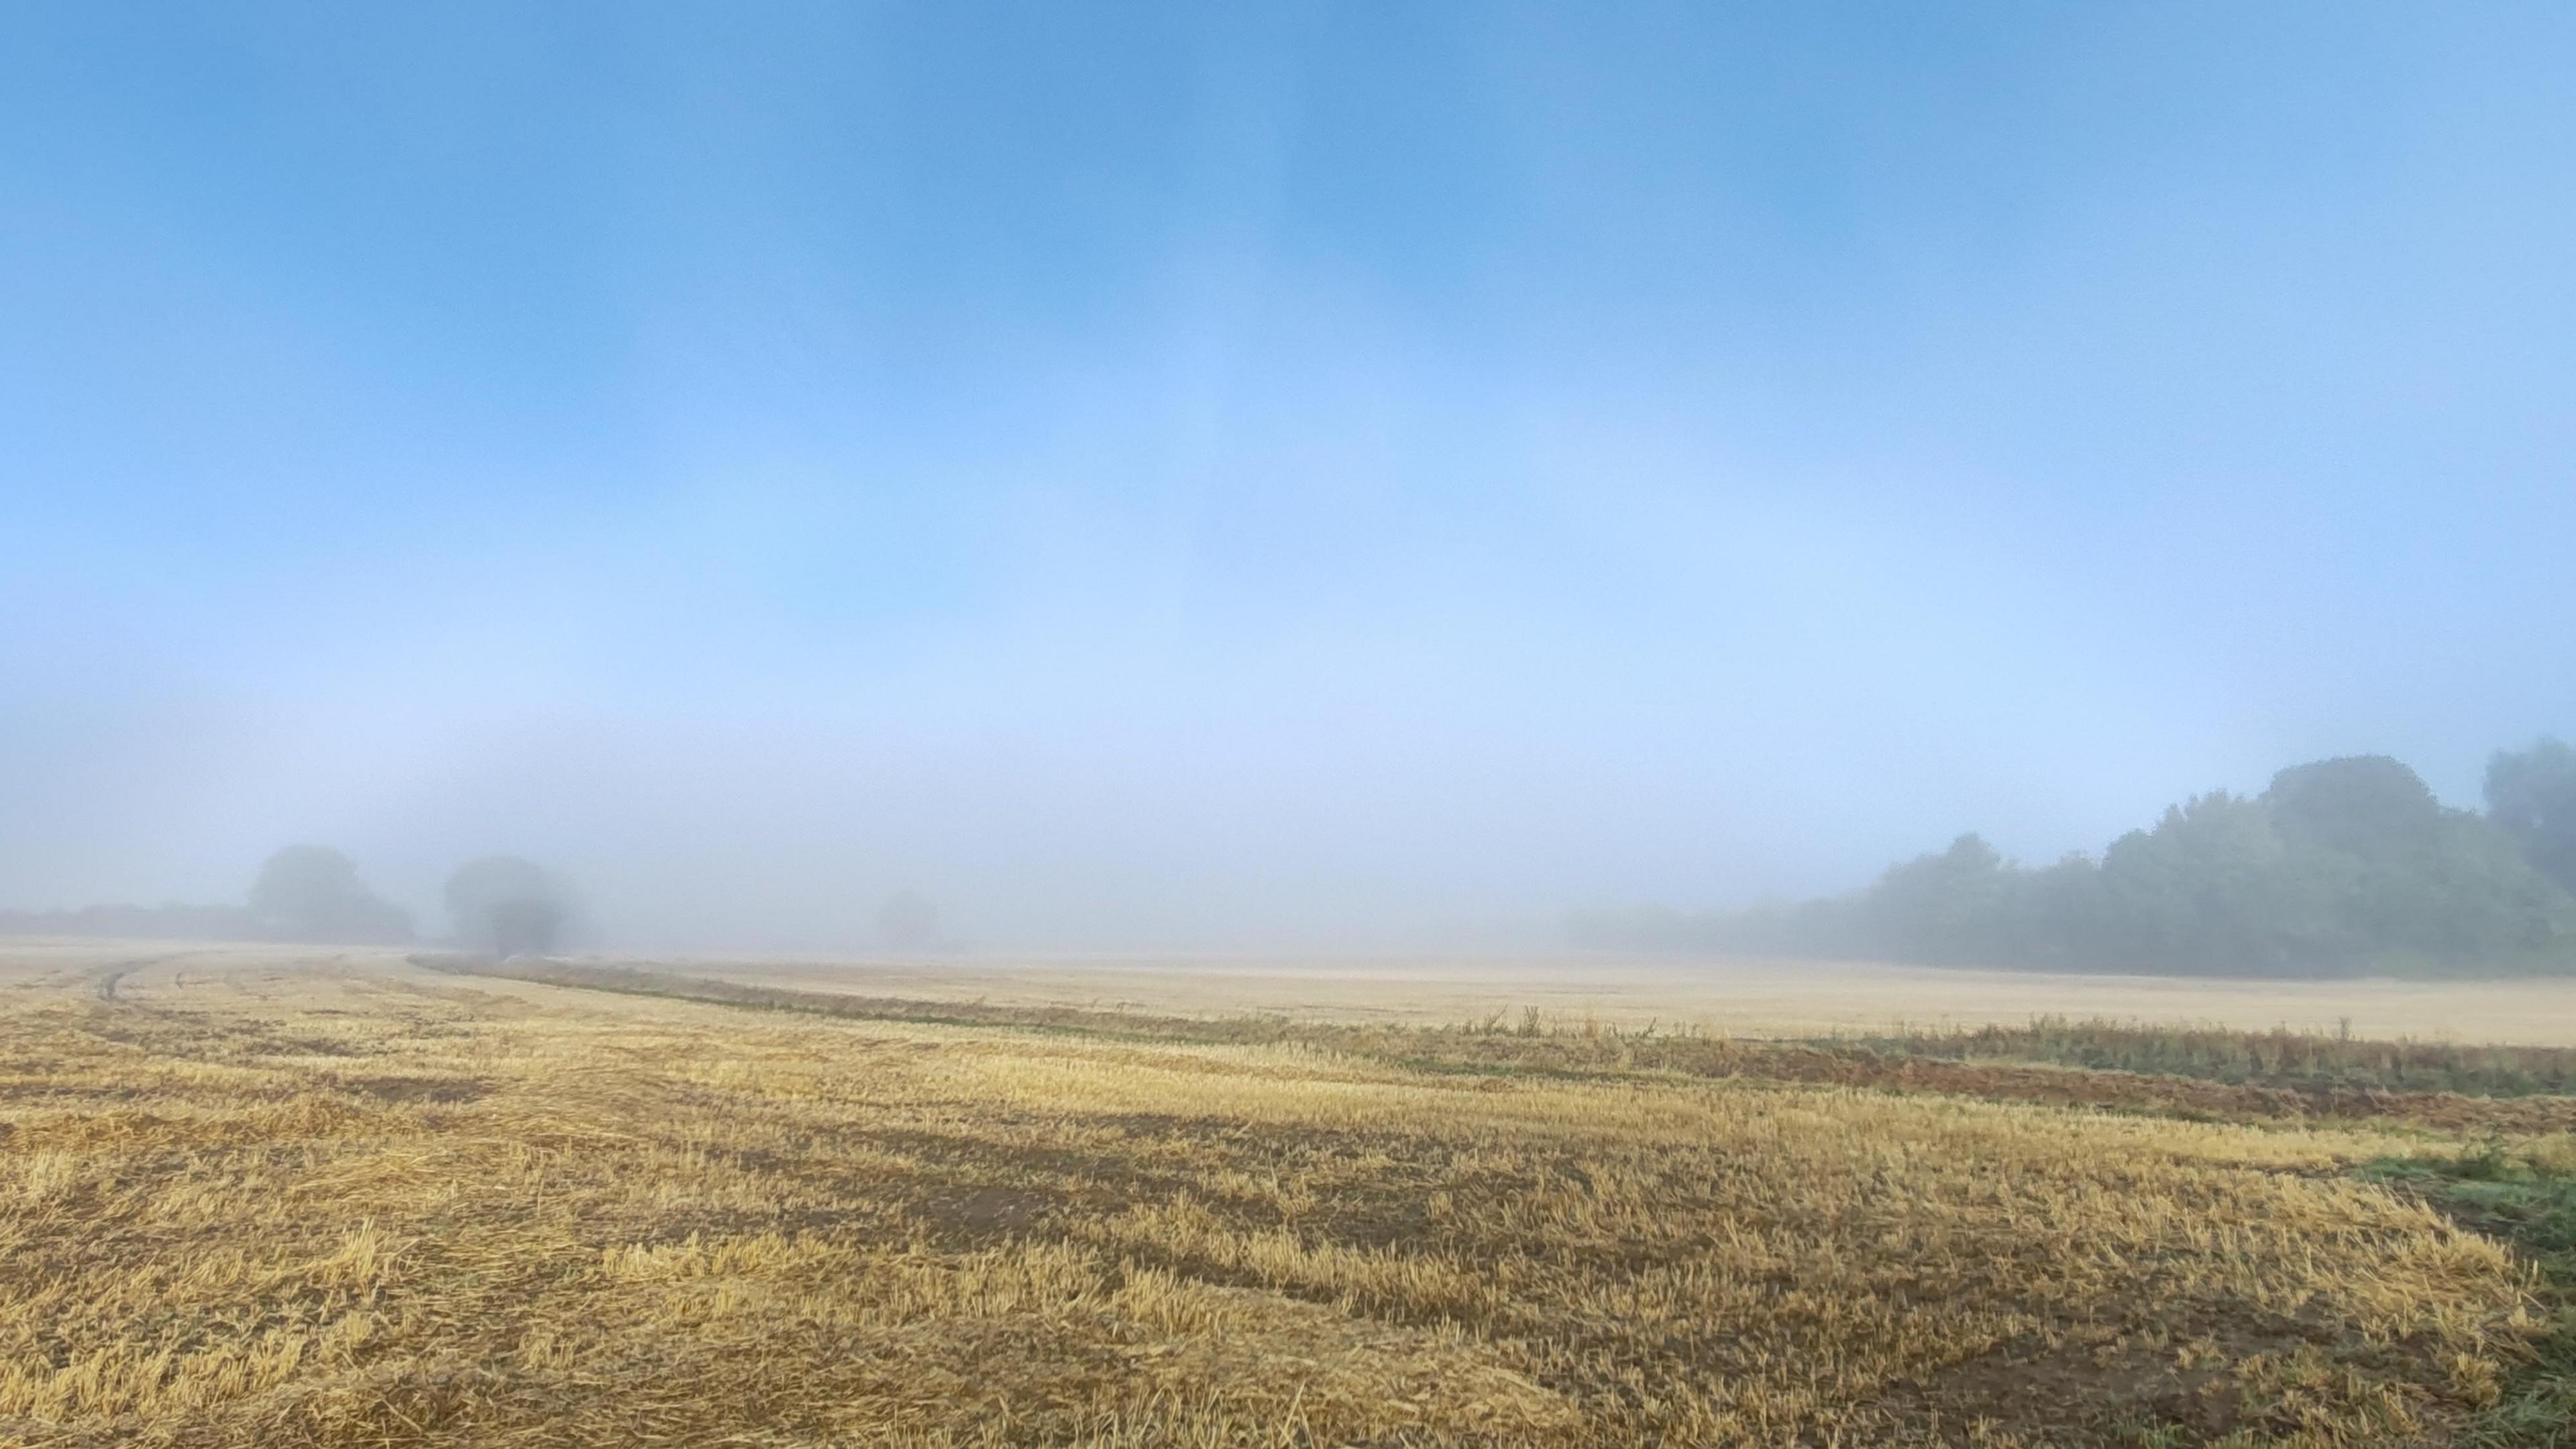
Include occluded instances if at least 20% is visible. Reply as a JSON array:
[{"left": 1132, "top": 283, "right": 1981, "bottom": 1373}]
[
  {"left": 0, "top": 850, "right": 951, "bottom": 955},
  {"left": 0, "top": 902, "right": 276, "bottom": 941},
  {"left": 0, "top": 848, "right": 580, "bottom": 955},
  {"left": 1576, "top": 741, "right": 2576, "bottom": 977}
]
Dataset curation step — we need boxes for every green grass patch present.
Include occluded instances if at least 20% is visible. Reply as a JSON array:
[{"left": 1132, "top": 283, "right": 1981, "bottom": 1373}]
[
  {"left": 2365, "top": 1136, "right": 2576, "bottom": 1446},
  {"left": 1857, "top": 1015, "right": 2576, "bottom": 1097}
]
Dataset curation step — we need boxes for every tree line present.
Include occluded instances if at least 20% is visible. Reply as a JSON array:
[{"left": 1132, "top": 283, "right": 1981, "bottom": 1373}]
[
  {"left": 0, "top": 849, "right": 579, "bottom": 957},
  {"left": 4, "top": 853, "right": 953, "bottom": 955},
  {"left": 1572, "top": 740, "right": 2576, "bottom": 977}
]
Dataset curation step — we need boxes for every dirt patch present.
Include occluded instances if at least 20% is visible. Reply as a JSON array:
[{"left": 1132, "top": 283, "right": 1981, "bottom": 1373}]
[
  {"left": 327, "top": 1075, "right": 489, "bottom": 1105},
  {"left": 929, "top": 1184, "right": 1054, "bottom": 1234},
  {"left": 1896, "top": 1331, "right": 2245, "bottom": 1443}
]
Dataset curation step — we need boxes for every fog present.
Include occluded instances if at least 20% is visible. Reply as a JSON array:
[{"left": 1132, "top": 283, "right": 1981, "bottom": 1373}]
[{"left": 5, "top": 5, "right": 2573, "bottom": 951}]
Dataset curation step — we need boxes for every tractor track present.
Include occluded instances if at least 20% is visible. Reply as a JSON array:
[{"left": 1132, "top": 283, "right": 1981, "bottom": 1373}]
[{"left": 91, "top": 953, "right": 186, "bottom": 1002}]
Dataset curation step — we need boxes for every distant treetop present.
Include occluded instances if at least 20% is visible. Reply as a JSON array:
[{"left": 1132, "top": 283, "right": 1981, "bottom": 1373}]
[
  {"left": 248, "top": 846, "right": 412, "bottom": 945},
  {"left": 2488, "top": 739, "right": 2576, "bottom": 895},
  {"left": 445, "top": 855, "right": 577, "bottom": 957}
]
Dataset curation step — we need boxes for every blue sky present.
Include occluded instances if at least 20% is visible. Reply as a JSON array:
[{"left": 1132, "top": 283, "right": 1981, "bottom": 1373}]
[{"left": 5, "top": 3, "right": 2573, "bottom": 947}]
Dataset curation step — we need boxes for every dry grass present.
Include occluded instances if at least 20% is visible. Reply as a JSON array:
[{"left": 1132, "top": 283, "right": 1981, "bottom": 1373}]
[
  {"left": 421, "top": 956, "right": 2576, "bottom": 1136},
  {"left": 629, "top": 949, "right": 2576, "bottom": 1046},
  {"left": 1850, "top": 1017, "right": 2576, "bottom": 1098},
  {"left": 0, "top": 947, "right": 2563, "bottom": 1446}
]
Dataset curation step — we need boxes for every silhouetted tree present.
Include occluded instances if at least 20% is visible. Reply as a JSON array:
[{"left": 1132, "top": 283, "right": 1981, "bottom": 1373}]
[
  {"left": 2489, "top": 739, "right": 2576, "bottom": 894},
  {"left": 445, "top": 855, "right": 574, "bottom": 957},
  {"left": 248, "top": 846, "right": 412, "bottom": 944},
  {"left": 877, "top": 890, "right": 941, "bottom": 951}
]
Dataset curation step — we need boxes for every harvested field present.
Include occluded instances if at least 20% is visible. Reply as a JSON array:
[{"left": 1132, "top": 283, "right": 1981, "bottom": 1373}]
[
  {"left": 629, "top": 949, "right": 2576, "bottom": 1046},
  {"left": 1, "top": 942, "right": 2571, "bottom": 1446},
  {"left": 428, "top": 955, "right": 2576, "bottom": 1135}
]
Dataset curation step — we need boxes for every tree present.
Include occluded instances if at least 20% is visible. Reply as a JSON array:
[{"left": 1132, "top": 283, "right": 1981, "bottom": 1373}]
[
  {"left": 876, "top": 890, "right": 941, "bottom": 951},
  {"left": 2094, "top": 792, "right": 2313, "bottom": 973},
  {"left": 2488, "top": 739, "right": 2576, "bottom": 894},
  {"left": 2263, "top": 756, "right": 2443, "bottom": 861},
  {"left": 1860, "top": 833, "right": 2008, "bottom": 963},
  {"left": 444, "top": 856, "right": 574, "bottom": 957},
  {"left": 248, "top": 846, "right": 412, "bottom": 943}
]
